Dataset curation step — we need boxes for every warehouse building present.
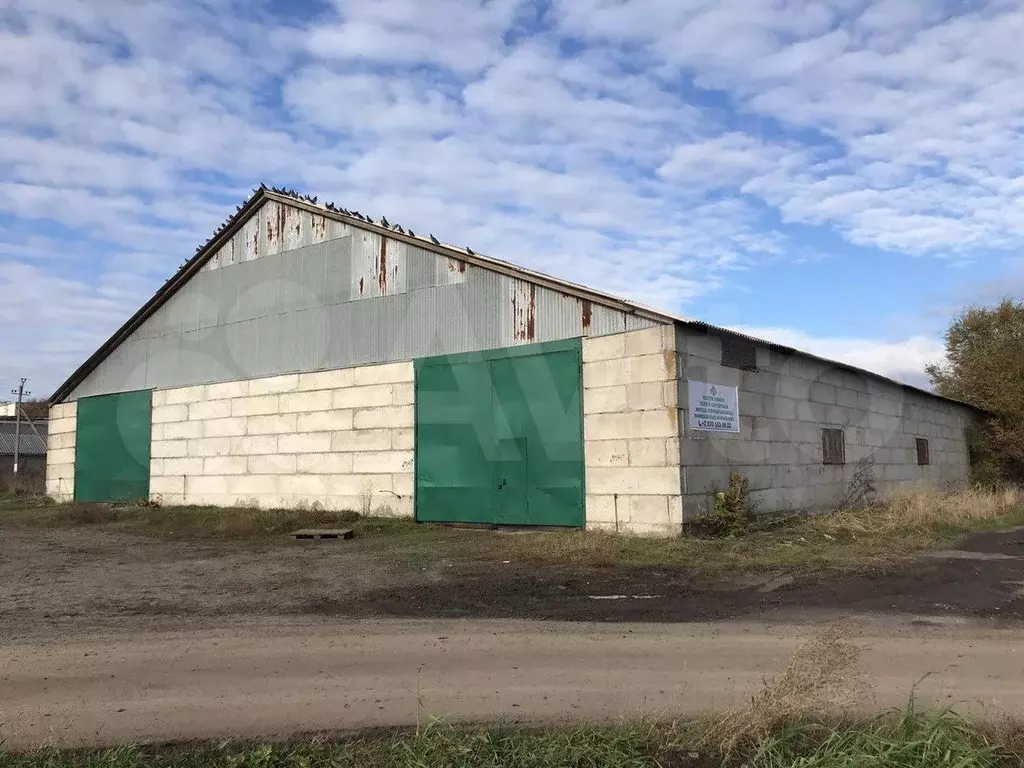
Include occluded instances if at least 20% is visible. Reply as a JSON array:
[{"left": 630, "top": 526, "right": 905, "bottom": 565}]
[{"left": 47, "top": 186, "right": 980, "bottom": 535}]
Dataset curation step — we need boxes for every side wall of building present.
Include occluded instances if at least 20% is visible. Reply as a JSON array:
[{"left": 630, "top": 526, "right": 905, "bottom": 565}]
[
  {"left": 46, "top": 402, "right": 78, "bottom": 501},
  {"left": 149, "top": 361, "right": 414, "bottom": 514},
  {"left": 581, "top": 326, "right": 684, "bottom": 536},
  {"left": 677, "top": 327, "right": 976, "bottom": 516}
]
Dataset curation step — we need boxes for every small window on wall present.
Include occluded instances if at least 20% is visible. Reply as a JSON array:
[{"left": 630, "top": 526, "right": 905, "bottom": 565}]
[
  {"left": 916, "top": 438, "right": 930, "bottom": 466},
  {"left": 822, "top": 428, "right": 846, "bottom": 465},
  {"left": 721, "top": 333, "right": 757, "bottom": 371}
]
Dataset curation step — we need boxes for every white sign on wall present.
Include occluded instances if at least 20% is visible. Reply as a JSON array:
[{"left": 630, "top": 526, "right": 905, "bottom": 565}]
[{"left": 688, "top": 380, "right": 740, "bottom": 433}]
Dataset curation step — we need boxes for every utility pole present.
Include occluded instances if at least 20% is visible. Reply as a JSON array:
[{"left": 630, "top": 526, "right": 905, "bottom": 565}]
[{"left": 11, "top": 378, "right": 29, "bottom": 476}]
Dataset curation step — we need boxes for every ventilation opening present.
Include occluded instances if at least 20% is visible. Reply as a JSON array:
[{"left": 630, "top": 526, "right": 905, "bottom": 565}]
[
  {"left": 720, "top": 333, "right": 757, "bottom": 371},
  {"left": 822, "top": 428, "right": 846, "bottom": 465},
  {"left": 916, "top": 438, "right": 930, "bottom": 466}
]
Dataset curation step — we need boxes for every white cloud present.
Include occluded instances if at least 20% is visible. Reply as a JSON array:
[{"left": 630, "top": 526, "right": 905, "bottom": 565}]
[{"left": 733, "top": 325, "right": 945, "bottom": 389}]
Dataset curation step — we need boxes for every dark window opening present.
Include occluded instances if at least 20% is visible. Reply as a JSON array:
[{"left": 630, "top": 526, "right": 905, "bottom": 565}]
[
  {"left": 916, "top": 438, "right": 930, "bottom": 466},
  {"left": 822, "top": 428, "right": 845, "bottom": 465},
  {"left": 721, "top": 333, "right": 757, "bottom": 371}
]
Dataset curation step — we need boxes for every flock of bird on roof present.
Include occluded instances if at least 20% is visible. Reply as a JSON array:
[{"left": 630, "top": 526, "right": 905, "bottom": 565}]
[{"left": 189, "top": 182, "right": 479, "bottom": 272}]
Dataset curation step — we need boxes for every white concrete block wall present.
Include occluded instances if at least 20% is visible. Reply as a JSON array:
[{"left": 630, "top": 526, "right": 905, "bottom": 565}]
[
  {"left": 149, "top": 362, "right": 415, "bottom": 515},
  {"left": 46, "top": 401, "right": 78, "bottom": 501},
  {"left": 582, "top": 326, "right": 683, "bottom": 536}
]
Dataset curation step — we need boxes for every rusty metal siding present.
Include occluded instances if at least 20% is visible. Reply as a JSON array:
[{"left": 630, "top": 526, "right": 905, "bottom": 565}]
[{"left": 68, "top": 234, "right": 665, "bottom": 400}]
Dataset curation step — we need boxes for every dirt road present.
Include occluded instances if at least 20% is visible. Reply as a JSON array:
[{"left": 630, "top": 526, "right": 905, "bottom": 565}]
[{"left": 3, "top": 617, "right": 1022, "bottom": 750}]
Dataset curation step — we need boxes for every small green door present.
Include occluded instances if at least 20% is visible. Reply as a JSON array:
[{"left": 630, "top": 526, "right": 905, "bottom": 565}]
[
  {"left": 74, "top": 390, "right": 152, "bottom": 503},
  {"left": 415, "top": 339, "right": 584, "bottom": 527}
]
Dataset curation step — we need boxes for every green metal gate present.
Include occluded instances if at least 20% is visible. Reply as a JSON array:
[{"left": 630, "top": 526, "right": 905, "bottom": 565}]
[
  {"left": 74, "top": 390, "right": 153, "bottom": 503},
  {"left": 415, "top": 339, "right": 584, "bottom": 527}
]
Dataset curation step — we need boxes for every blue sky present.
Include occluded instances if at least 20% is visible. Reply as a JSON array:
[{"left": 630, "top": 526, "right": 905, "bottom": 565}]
[{"left": 2, "top": 0, "right": 1024, "bottom": 397}]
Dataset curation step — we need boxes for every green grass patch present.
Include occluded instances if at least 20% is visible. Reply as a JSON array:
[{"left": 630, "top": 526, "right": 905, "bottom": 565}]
[{"left": 1, "top": 709, "right": 1018, "bottom": 768}]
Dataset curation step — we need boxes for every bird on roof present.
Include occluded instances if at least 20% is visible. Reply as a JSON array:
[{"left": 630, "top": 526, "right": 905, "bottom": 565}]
[
  {"left": 310, "top": 195, "right": 317, "bottom": 204},
  {"left": 396, "top": 225, "right": 405, "bottom": 234},
  {"left": 381, "top": 216, "right": 390, "bottom": 227},
  {"left": 430, "top": 234, "right": 440, "bottom": 244},
  {"left": 408, "top": 229, "right": 415, "bottom": 237},
  {"left": 466, "top": 247, "right": 474, "bottom": 255}
]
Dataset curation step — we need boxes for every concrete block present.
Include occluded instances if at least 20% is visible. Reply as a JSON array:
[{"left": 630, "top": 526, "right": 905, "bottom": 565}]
[
  {"left": 48, "top": 431, "right": 76, "bottom": 450},
  {"left": 586, "top": 520, "right": 619, "bottom": 532},
  {"left": 620, "top": 521, "right": 679, "bottom": 537},
  {"left": 47, "top": 447, "right": 75, "bottom": 465},
  {"left": 809, "top": 382, "right": 837, "bottom": 405},
  {"left": 825, "top": 405, "right": 850, "bottom": 426},
  {"left": 745, "top": 371, "right": 781, "bottom": 396},
  {"left": 164, "top": 385, "right": 207, "bottom": 405},
  {"left": 49, "top": 416, "right": 76, "bottom": 435},
  {"left": 629, "top": 353, "right": 675, "bottom": 384},
  {"left": 393, "top": 472, "right": 415, "bottom": 497},
  {"left": 188, "top": 399, "right": 232, "bottom": 421},
  {"left": 623, "top": 327, "right": 669, "bottom": 357},
  {"left": 778, "top": 377, "right": 809, "bottom": 400},
  {"left": 584, "top": 385, "right": 627, "bottom": 414},
  {"left": 664, "top": 381, "right": 680, "bottom": 408},
  {"left": 332, "top": 429, "right": 393, "bottom": 452},
  {"left": 836, "top": 388, "right": 860, "bottom": 409},
  {"left": 725, "top": 440, "right": 768, "bottom": 465},
  {"left": 626, "top": 381, "right": 665, "bottom": 410},
  {"left": 152, "top": 440, "right": 188, "bottom": 458},
  {"left": 586, "top": 466, "right": 681, "bottom": 495},
  {"left": 224, "top": 475, "right": 280, "bottom": 497},
  {"left": 327, "top": 473, "right": 394, "bottom": 497},
  {"left": 152, "top": 404, "right": 188, "bottom": 424},
  {"left": 185, "top": 475, "right": 230, "bottom": 496},
  {"left": 353, "top": 450, "right": 413, "bottom": 473},
  {"left": 868, "top": 413, "right": 896, "bottom": 432},
  {"left": 351, "top": 361, "right": 413, "bottom": 387},
  {"left": 353, "top": 405, "right": 413, "bottom": 430},
  {"left": 151, "top": 390, "right": 167, "bottom": 408},
  {"left": 230, "top": 435, "right": 278, "bottom": 455},
  {"left": 249, "top": 454, "right": 298, "bottom": 474},
  {"left": 247, "top": 414, "right": 298, "bottom": 435},
  {"left": 248, "top": 374, "right": 300, "bottom": 396},
  {"left": 297, "top": 409, "right": 354, "bottom": 433},
  {"left": 685, "top": 332, "right": 721, "bottom": 361},
  {"left": 623, "top": 494, "right": 669, "bottom": 525},
  {"left": 163, "top": 420, "right": 204, "bottom": 440},
  {"left": 679, "top": 437, "right": 728, "bottom": 466},
  {"left": 584, "top": 358, "right": 631, "bottom": 388},
  {"left": 298, "top": 367, "right": 355, "bottom": 392},
  {"left": 392, "top": 428, "right": 414, "bottom": 450},
  {"left": 585, "top": 439, "right": 629, "bottom": 467},
  {"left": 666, "top": 437, "right": 681, "bottom": 465},
  {"left": 50, "top": 402, "right": 77, "bottom": 421},
  {"left": 186, "top": 437, "right": 232, "bottom": 457},
  {"left": 763, "top": 396, "right": 798, "bottom": 421},
  {"left": 393, "top": 383, "right": 415, "bottom": 405},
  {"left": 204, "top": 456, "right": 248, "bottom": 475},
  {"left": 741, "top": 393, "right": 765, "bottom": 418},
  {"left": 684, "top": 465, "right": 731, "bottom": 494},
  {"left": 668, "top": 495, "right": 684, "bottom": 524},
  {"left": 150, "top": 475, "right": 185, "bottom": 496},
  {"left": 158, "top": 457, "right": 205, "bottom": 476},
  {"left": 280, "top": 390, "right": 333, "bottom": 413},
  {"left": 629, "top": 438, "right": 667, "bottom": 466},
  {"left": 766, "top": 442, "right": 800, "bottom": 465},
  {"left": 203, "top": 417, "right": 247, "bottom": 438},
  {"left": 277, "top": 474, "right": 330, "bottom": 496},
  {"left": 732, "top": 464, "right": 774, "bottom": 491},
  {"left": 279, "top": 432, "right": 332, "bottom": 454},
  {"left": 206, "top": 380, "right": 249, "bottom": 400},
  {"left": 332, "top": 385, "right": 393, "bottom": 409},
  {"left": 584, "top": 412, "right": 630, "bottom": 441},
  {"left": 231, "top": 395, "right": 280, "bottom": 417},
  {"left": 582, "top": 333, "right": 625, "bottom": 363},
  {"left": 585, "top": 494, "right": 617, "bottom": 524}
]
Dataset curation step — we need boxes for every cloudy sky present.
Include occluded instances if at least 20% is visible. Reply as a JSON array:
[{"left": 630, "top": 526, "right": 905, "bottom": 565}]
[{"left": 2, "top": 0, "right": 1023, "bottom": 398}]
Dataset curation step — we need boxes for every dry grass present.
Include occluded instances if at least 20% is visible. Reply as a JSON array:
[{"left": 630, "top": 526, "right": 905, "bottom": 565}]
[
  {"left": 698, "top": 625, "right": 874, "bottom": 757},
  {"left": 484, "top": 485, "right": 1024, "bottom": 573}
]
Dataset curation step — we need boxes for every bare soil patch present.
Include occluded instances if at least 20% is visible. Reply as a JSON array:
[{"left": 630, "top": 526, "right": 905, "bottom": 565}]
[{"left": 4, "top": 497, "right": 1024, "bottom": 639}]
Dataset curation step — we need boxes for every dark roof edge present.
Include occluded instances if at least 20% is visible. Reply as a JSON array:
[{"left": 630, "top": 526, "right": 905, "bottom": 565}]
[{"left": 681, "top": 321, "right": 986, "bottom": 415}]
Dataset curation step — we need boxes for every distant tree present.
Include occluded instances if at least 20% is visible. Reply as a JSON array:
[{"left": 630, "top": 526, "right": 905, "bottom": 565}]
[
  {"left": 926, "top": 299, "right": 1024, "bottom": 483},
  {"left": 15, "top": 398, "right": 49, "bottom": 422}
]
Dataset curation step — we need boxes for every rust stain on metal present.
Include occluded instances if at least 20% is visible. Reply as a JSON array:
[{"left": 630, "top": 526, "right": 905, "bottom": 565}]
[
  {"left": 378, "top": 235, "right": 388, "bottom": 294},
  {"left": 511, "top": 282, "right": 537, "bottom": 342},
  {"left": 277, "top": 204, "right": 287, "bottom": 246},
  {"left": 358, "top": 277, "right": 364, "bottom": 296},
  {"left": 581, "top": 300, "right": 592, "bottom": 332},
  {"left": 266, "top": 216, "right": 275, "bottom": 243},
  {"left": 312, "top": 214, "right": 327, "bottom": 239}
]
